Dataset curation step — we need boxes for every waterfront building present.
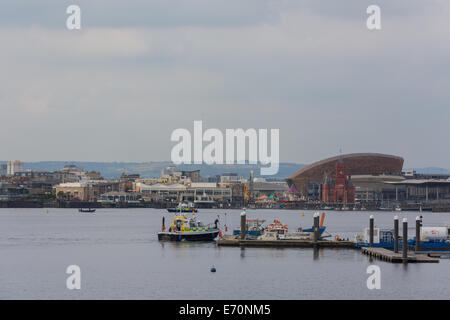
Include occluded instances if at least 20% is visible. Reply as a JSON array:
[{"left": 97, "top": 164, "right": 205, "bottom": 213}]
[
  {"left": 120, "top": 173, "right": 140, "bottom": 180},
  {"left": 351, "top": 174, "right": 406, "bottom": 202},
  {"left": 181, "top": 170, "right": 201, "bottom": 183},
  {"left": 286, "top": 153, "right": 404, "bottom": 200},
  {"left": 54, "top": 182, "right": 88, "bottom": 200},
  {"left": 160, "top": 167, "right": 201, "bottom": 184},
  {"left": 136, "top": 181, "right": 232, "bottom": 206},
  {"left": 188, "top": 182, "right": 232, "bottom": 206},
  {"left": 136, "top": 177, "right": 160, "bottom": 185},
  {"left": 386, "top": 179, "right": 450, "bottom": 202},
  {"left": 220, "top": 173, "right": 246, "bottom": 183},
  {"left": 204, "top": 175, "right": 221, "bottom": 183},
  {"left": 0, "top": 181, "right": 29, "bottom": 201},
  {"left": 137, "top": 182, "right": 187, "bottom": 202},
  {"left": 98, "top": 191, "right": 141, "bottom": 204},
  {"left": 119, "top": 173, "right": 140, "bottom": 192},
  {"left": 60, "top": 165, "right": 93, "bottom": 181},
  {"left": 54, "top": 180, "right": 119, "bottom": 201},
  {"left": 86, "top": 171, "right": 103, "bottom": 180},
  {"left": 252, "top": 181, "right": 289, "bottom": 198}
]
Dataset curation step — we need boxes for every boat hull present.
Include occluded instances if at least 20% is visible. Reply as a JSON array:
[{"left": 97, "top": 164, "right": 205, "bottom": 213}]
[
  {"left": 167, "top": 208, "right": 198, "bottom": 213},
  {"left": 158, "top": 230, "right": 219, "bottom": 241},
  {"left": 233, "top": 226, "right": 326, "bottom": 238},
  {"left": 233, "top": 230, "right": 263, "bottom": 237},
  {"left": 79, "top": 209, "right": 96, "bottom": 213}
]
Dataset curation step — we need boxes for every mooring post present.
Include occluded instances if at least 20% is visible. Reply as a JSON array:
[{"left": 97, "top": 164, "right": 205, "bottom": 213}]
[
  {"left": 394, "top": 215, "right": 399, "bottom": 253},
  {"left": 313, "top": 212, "right": 320, "bottom": 244},
  {"left": 369, "top": 215, "right": 374, "bottom": 248},
  {"left": 162, "top": 216, "right": 165, "bottom": 231},
  {"left": 415, "top": 216, "right": 421, "bottom": 252},
  {"left": 240, "top": 210, "right": 246, "bottom": 240},
  {"left": 402, "top": 218, "right": 408, "bottom": 262}
]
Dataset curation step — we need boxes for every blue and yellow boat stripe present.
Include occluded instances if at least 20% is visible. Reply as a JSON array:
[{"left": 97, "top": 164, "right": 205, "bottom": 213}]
[{"left": 187, "top": 227, "right": 208, "bottom": 232}]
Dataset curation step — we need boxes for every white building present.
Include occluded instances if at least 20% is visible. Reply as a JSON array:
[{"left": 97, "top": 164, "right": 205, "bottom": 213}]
[
  {"left": 7, "top": 160, "right": 24, "bottom": 176},
  {"left": 135, "top": 181, "right": 232, "bottom": 204}
]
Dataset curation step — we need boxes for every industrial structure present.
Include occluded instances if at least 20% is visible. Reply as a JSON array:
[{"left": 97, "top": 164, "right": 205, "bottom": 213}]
[{"left": 321, "top": 159, "right": 355, "bottom": 204}]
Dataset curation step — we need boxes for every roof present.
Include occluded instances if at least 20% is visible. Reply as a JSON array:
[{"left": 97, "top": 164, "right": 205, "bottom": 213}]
[
  {"left": 287, "top": 153, "right": 404, "bottom": 180},
  {"left": 55, "top": 182, "right": 86, "bottom": 188},
  {"left": 190, "top": 182, "right": 218, "bottom": 188},
  {"left": 253, "top": 182, "right": 289, "bottom": 191},
  {"left": 138, "top": 183, "right": 187, "bottom": 190},
  {"left": 101, "top": 191, "right": 140, "bottom": 196},
  {"left": 386, "top": 179, "right": 450, "bottom": 186}
]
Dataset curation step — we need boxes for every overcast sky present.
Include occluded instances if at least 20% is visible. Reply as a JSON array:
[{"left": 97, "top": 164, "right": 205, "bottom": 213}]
[{"left": 1, "top": 0, "right": 449, "bottom": 168}]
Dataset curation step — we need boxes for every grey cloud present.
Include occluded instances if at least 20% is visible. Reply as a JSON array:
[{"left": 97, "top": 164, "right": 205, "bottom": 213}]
[
  {"left": 0, "top": 0, "right": 444, "bottom": 29},
  {"left": 0, "top": 0, "right": 278, "bottom": 28},
  {"left": 0, "top": 1, "right": 449, "bottom": 169}
]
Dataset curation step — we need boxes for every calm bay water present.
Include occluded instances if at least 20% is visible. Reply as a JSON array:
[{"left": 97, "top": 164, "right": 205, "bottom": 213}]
[{"left": 0, "top": 208, "right": 449, "bottom": 300}]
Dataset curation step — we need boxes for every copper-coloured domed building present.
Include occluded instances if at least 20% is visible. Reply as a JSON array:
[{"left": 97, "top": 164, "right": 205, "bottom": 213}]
[{"left": 286, "top": 153, "right": 404, "bottom": 199}]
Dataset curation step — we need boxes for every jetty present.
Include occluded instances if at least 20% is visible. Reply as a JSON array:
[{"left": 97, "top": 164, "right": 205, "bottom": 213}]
[
  {"left": 217, "top": 235, "right": 354, "bottom": 248},
  {"left": 221, "top": 210, "right": 354, "bottom": 248},
  {"left": 361, "top": 247, "right": 439, "bottom": 263},
  {"left": 218, "top": 212, "right": 446, "bottom": 264}
]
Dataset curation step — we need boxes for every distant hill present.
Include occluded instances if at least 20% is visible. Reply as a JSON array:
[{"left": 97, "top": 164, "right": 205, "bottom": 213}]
[
  {"left": 3, "top": 160, "right": 447, "bottom": 179},
  {"left": 0, "top": 161, "right": 306, "bottom": 180}
]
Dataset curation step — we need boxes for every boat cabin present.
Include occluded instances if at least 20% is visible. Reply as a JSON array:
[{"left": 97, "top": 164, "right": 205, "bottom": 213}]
[
  {"left": 355, "top": 228, "right": 394, "bottom": 244},
  {"left": 170, "top": 215, "right": 189, "bottom": 232},
  {"left": 247, "top": 219, "right": 266, "bottom": 231},
  {"left": 265, "top": 220, "right": 288, "bottom": 235},
  {"left": 233, "top": 219, "right": 265, "bottom": 237}
]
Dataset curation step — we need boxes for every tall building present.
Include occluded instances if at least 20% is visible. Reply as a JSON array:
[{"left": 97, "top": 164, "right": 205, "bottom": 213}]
[
  {"left": 7, "top": 160, "right": 24, "bottom": 176},
  {"left": 321, "top": 159, "right": 355, "bottom": 203}
]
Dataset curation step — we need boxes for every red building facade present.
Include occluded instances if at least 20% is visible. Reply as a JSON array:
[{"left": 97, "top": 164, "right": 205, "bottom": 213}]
[{"left": 321, "top": 159, "right": 355, "bottom": 203}]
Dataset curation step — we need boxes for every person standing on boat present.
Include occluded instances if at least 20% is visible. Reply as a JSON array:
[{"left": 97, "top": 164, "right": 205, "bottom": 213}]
[{"left": 214, "top": 219, "right": 219, "bottom": 229}]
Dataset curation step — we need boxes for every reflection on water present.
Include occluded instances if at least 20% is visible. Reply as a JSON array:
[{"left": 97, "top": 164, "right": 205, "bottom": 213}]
[
  {"left": 240, "top": 247, "right": 245, "bottom": 259},
  {"left": 0, "top": 208, "right": 449, "bottom": 299},
  {"left": 313, "top": 247, "right": 319, "bottom": 260}
]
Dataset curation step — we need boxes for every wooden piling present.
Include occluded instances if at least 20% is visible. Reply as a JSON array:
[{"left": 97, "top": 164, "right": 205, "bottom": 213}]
[
  {"left": 394, "top": 216, "right": 399, "bottom": 253},
  {"left": 416, "top": 216, "right": 421, "bottom": 252},
  {"left": 313, "top": 212, "right": 319, "bottom": 244},
  {"left": 369, "top": 215, "right": 374, "bottom": 247},
  {"left": 402, "top": 218, "right": 408, "bottom": 262},
  {"left": 240, "top": 210, "right": 246, "bottom": 240}
]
